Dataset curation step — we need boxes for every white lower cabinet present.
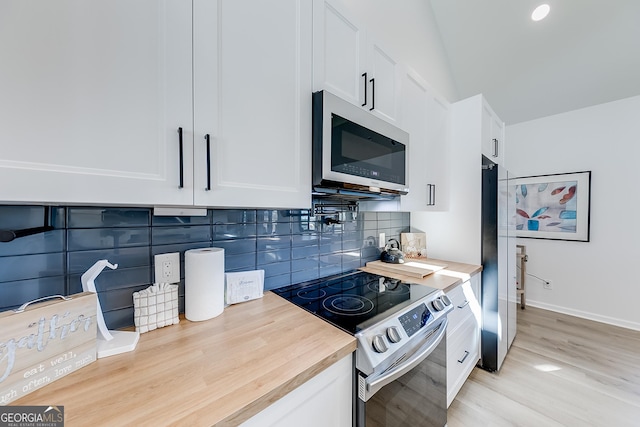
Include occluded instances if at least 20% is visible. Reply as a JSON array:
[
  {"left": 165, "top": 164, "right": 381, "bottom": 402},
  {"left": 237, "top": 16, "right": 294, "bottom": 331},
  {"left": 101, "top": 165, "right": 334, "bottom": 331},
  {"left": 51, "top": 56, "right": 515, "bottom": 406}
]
[
  {"left": 446, "top": 274, "right": 481, "bottom": 407},
  {"left": 240, "top": 354, "right": 353, "bottom": 427}
]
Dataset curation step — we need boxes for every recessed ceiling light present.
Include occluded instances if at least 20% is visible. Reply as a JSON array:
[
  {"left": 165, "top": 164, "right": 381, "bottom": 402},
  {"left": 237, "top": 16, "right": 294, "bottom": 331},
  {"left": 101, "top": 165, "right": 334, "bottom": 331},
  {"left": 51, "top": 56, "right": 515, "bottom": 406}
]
[{"left": 531, "top": 4, "right": 550, "bottom": 21}]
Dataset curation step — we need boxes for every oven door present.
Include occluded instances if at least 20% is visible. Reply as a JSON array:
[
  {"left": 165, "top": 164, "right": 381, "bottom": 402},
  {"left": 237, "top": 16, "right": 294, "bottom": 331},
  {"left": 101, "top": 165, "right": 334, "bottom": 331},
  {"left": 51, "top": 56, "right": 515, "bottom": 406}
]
[{"left": 356, "top": 319, "right": 448, "bottom": 427}]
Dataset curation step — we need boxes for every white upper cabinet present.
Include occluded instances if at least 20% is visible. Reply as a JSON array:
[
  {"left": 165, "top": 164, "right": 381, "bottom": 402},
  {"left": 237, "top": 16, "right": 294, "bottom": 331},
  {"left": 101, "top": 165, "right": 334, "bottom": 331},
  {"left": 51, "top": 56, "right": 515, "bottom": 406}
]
[
  {"left": 0, "top": 0, "right": 311, "bottom": 209},
  {"left": 312, "top": 0, "right": 401, "bottom": 125},
  {"left": 0, "top": 0, "right": 194, "bottom": 206},
  {"left": 312, "top": 0, "right": 365, "bottom": 106},
  {"left": 481, "top": 100, "right": 505, "bottom": 165},
  {"left": 400, "top": 68, "right": 450, "bottom": 212},
  {"left": 193, "top": 0, "right": 312, "bottom": 209},
  {"left": 399, "top": 69, "right": 429, "bottom": 211},
  {"left": 424, "top": 92, "right": 451, "bottom": 210},
  {"left": 365, "top": 35, "right": 402, "bottom": 124}
]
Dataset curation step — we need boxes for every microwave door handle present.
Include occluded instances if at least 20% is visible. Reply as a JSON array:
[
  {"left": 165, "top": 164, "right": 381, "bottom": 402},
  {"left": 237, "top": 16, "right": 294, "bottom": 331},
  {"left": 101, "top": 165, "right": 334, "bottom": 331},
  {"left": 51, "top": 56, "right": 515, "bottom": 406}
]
[
  {"left": 361, "top": 318, "right": 447, "bottom": 401},
  {"left": 369, "top": 77, "right": 375, "bottom": 111},
  {"left": 361, "top": 72, "right": 368, "bottom": 107}
]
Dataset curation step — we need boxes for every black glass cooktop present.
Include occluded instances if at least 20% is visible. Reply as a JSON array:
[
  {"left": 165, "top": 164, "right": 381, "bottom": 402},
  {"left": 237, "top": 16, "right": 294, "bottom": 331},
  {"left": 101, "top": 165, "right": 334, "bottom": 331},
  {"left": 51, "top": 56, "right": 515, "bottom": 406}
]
[{"left": 273, "top": 270, "right": 439, "bottom": 334}]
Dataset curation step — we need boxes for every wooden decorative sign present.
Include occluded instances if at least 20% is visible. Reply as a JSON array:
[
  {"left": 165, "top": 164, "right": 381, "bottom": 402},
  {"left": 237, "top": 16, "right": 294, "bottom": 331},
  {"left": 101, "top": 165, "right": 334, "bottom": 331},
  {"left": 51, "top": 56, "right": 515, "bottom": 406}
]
[{"left": 0, "top": 292, "right": 97, "bottom": 405}]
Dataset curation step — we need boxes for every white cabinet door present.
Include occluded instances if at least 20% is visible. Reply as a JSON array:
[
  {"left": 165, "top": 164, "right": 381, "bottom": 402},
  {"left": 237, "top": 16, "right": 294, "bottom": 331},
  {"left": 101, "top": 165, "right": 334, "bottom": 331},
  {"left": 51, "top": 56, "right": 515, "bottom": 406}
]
[
  {"left": 312, "top": 0, "right": 366, "bottom": 106},
  {"left": 366, "top": 36, "right": 402, "bottom": 124},
  {"left": 445, "top": 275, "right": 481, "bottom": 407},
  {"left": 481, "top": 101, "right": 504, "bottom": 165},
  {"left": 400, "top": 68, "right": 450, "bottom": 211},
  {"left": 424, "top": 93, "right": 451, "bottom": 210},
  {"left": 399, "top": 69, "right": 429, "bottom": 211},
  {"left": 194, "top": 0, "right": 312, "bottom": 209},
  {"left": 492, "top": 113, "right": 505, "bottom": 165},
  {"left": 313, "top": 0, "right": 401, "bottom": 124},
  {"left": 446, "top": 314, "right": 479, "bottom": 407},
  {"left": 0, "top": 0, "right": 194, "bottom": 206},
  {"left": 240, "top": 355, "right": 352, "bottom": 427}
]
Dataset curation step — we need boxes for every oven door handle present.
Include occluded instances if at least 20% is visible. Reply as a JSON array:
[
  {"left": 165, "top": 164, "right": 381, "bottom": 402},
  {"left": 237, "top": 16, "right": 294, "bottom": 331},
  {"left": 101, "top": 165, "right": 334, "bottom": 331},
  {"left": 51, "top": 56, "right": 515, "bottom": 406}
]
[{"left": 360, "top": 318, "right": 448, "bottom": 402}]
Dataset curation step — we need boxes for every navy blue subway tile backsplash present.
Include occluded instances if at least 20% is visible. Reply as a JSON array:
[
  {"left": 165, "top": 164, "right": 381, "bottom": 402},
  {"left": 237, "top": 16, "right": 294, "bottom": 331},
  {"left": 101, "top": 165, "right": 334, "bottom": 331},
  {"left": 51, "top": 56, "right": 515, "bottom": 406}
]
[{"left": 0, "top": 204, "right": 410, "bottom": 329}]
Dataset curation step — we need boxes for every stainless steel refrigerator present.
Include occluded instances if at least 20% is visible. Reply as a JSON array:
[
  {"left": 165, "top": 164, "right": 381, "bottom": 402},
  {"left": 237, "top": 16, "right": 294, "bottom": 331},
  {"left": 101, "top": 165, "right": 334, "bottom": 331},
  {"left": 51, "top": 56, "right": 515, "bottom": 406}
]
[{"left": 480, "top": 155, "right": 517, "bottom": 371}]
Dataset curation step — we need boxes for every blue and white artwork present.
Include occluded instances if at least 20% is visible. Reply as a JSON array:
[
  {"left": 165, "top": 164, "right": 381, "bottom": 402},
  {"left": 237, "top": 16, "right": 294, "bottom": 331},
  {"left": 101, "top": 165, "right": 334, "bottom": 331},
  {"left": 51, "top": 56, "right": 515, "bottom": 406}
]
[
  {"left": 512, "top": 171, "right": 591, "bottom": 241},
  {"left": 515, "top": 180, "right": 577, "bottom": 233}
]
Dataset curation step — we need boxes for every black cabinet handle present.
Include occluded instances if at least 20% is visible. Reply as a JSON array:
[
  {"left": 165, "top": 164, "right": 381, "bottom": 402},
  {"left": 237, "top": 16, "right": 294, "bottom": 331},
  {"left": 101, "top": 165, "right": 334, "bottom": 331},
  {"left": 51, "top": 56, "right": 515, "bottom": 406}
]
[
  {"left": 492, "top": 138, "right": 499, "bottom": 157},
  {"left": 361, "top": 72, "right": 368, "bottom": 107},
  {"left": 427, "top": 184, "right": 436, "bottom": 206},
  {"left": 178, "top": 127, "right": 184, "bottom": 189},
  {"left": 369, "top": 77, "right": 375, "bottom": 111},
  {"left": 205, "top": 134, "right": 211, "bottom": 191}
]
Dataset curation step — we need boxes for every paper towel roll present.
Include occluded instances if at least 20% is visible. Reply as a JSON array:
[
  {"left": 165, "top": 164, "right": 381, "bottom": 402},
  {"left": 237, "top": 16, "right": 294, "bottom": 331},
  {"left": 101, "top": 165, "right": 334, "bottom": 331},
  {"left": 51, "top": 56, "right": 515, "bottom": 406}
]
[{"left": 185, "top": 248, "right": 225, "bottom": 321}]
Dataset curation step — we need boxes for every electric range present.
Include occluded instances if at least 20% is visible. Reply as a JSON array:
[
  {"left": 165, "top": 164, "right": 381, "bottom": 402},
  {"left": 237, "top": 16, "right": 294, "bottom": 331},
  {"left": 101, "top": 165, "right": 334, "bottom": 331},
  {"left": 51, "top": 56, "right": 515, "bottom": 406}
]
[
  {"left": 273, "top": 269, "right": 445, "bottom": 335},
  {"left": 274, "top": 269, "right": 452, "bottom": 426}
]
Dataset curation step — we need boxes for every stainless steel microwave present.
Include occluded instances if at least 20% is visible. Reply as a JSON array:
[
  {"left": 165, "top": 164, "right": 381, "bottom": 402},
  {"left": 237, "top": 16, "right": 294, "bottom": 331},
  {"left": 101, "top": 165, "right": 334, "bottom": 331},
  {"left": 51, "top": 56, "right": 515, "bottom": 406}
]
[{"left": 312, "top": 90, "right": 409, "bottom": 198}]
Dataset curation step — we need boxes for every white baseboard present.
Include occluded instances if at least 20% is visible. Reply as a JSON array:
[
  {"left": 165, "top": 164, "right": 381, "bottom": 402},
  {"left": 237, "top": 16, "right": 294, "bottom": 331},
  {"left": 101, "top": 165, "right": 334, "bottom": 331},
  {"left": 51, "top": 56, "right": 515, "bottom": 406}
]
[{"left": 525, "top": 299, "right": 640, "bottom": 332}]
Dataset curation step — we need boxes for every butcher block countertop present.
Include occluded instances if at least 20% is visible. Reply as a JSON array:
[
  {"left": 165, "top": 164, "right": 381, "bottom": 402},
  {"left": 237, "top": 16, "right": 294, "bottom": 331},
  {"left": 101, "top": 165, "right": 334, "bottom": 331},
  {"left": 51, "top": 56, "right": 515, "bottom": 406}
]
[
  {"left": 360, "top": 258, "right": 482, "bottom": 292},
  {"left": 13, "top": 292, "right": 356, "bottom": 426}
]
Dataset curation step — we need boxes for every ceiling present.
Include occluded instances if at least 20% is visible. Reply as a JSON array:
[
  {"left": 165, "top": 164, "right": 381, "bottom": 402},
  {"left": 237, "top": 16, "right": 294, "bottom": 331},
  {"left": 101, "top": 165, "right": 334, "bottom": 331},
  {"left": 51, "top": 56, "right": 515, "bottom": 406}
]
[{"left": 429, "top": 0, "right": 640, "bottom": 124}]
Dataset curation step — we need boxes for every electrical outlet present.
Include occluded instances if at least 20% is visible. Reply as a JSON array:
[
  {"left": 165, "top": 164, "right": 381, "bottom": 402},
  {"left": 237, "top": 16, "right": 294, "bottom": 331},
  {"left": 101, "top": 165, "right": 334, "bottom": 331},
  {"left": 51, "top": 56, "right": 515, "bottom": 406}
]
[
  {"left": 379, "top": 232, "right": 386, "bottom": 248},
  {"left": 155, "top": 252, "right": 180, "bottom": 284},
  {"left": 543, "top": 280, "right": 553, "bottom": 290}
]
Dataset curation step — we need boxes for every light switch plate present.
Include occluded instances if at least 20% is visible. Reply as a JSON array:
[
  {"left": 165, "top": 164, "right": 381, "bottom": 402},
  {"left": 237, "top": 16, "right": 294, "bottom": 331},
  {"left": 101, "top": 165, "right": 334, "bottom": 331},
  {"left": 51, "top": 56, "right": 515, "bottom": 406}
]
[{"left": 154, "top": 252, "right": 180, "bottom": 284}]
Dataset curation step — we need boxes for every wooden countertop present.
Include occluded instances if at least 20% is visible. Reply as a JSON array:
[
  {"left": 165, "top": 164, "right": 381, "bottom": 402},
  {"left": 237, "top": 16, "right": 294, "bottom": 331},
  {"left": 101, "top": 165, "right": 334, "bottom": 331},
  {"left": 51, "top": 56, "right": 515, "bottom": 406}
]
[
  {"left": 13, "top": 292, "right": 356, "bottom": 426},
  {"left": 359, "top": 258, "right": 482, "bottom": 292}
]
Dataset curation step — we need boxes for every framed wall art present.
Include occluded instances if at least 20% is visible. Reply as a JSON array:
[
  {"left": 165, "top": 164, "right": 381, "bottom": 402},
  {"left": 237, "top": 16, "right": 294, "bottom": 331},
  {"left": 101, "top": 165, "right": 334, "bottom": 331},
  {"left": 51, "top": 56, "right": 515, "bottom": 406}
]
[{"left": 512, "top": 171, "right": 591, "bottom": 242}]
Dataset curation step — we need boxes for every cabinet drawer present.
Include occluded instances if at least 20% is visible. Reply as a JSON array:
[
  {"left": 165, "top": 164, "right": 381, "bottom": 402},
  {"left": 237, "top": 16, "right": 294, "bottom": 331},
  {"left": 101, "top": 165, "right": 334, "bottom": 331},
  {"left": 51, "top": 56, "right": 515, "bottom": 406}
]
[
  {"left": 446, "top": 315, "right": 479, "bottom": 406},
  {"left": 446, "top": 282, "right": 475, "bottom": 336}
]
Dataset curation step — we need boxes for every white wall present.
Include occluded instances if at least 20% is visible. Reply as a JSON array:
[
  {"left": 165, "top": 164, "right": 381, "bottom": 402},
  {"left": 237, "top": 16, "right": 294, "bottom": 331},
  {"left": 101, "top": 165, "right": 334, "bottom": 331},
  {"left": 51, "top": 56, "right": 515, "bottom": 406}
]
[
  {"left": 506, "top": 95, "right": 640, "bottom": 330},
  {"left": 343, "top": 0, "right": 458, "bottom": 101}
]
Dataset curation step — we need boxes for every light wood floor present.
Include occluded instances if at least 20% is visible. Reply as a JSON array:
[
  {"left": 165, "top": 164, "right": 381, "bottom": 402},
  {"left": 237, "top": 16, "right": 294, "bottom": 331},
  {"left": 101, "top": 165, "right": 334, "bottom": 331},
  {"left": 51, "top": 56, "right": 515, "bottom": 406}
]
[{"left": 448, "top": 306, "right": 640, "bottom": 427}]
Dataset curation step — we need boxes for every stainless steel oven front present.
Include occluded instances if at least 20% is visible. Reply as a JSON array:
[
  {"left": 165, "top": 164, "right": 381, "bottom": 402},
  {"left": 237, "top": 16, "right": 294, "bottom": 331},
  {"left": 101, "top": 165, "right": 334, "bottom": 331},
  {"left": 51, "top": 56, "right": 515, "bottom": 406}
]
[
  {"left": 354, "top": 301, "right": 450, "bottom": 427},
  {"left": 271, "top": 271, "right": 451, "bottom": 427}
]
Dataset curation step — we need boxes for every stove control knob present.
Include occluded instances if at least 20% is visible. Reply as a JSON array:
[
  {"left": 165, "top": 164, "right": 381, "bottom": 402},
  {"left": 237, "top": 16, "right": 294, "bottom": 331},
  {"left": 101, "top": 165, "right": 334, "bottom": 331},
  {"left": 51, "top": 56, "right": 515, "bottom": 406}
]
[
  {"left": 431, "top": 298, "right": 445, "bottom": 312},
  {"left": 372, "top": 334, "right": 389, "bottom": 353},
  {"left": 386, "top": 326, "right": 402, "bottom": 344},
  {"left": 441, "top": 295, "right": 452, "bottom": 307}
]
